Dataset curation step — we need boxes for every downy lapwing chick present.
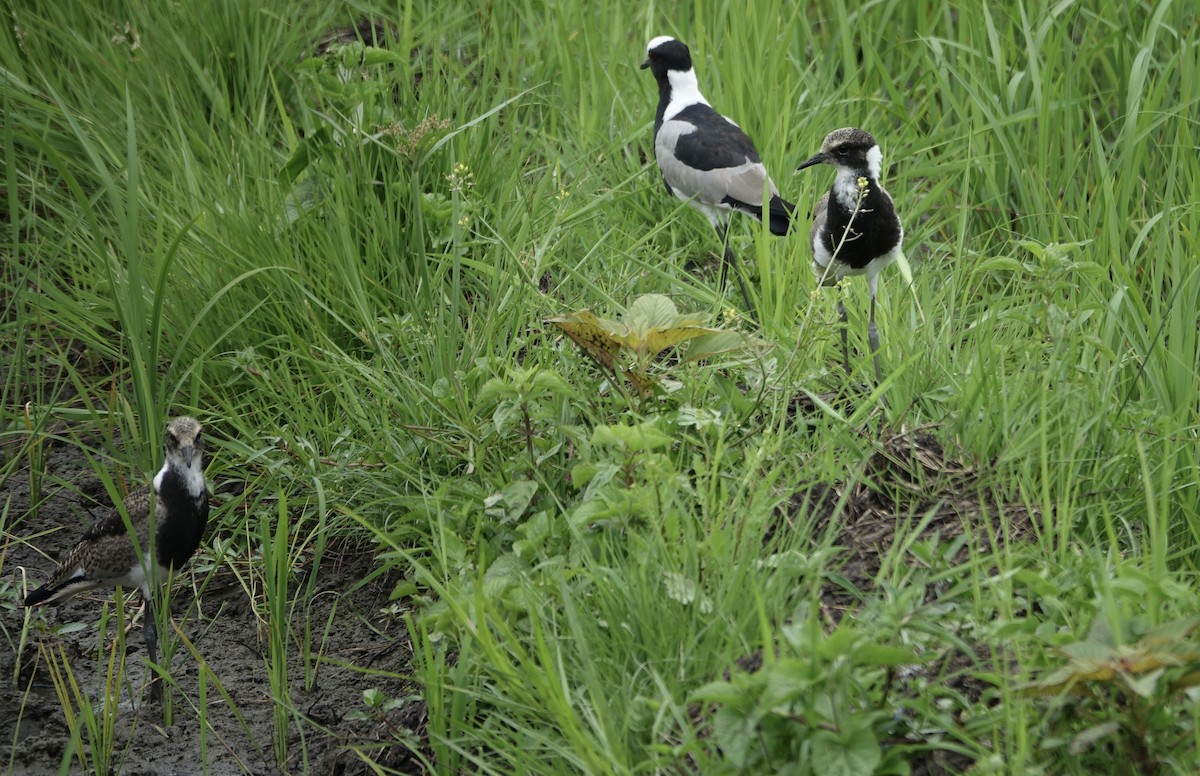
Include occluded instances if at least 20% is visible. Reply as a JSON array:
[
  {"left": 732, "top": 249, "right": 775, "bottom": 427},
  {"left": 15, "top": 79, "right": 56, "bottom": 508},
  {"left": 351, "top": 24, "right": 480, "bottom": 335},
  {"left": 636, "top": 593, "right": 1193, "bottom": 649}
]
[
  {"left": 641, "top": 36, "right": 794, "bottom": 322},
  {"left": 797, "top": 127, "right": 903, "bottom": 382},
  {"left": 24, "top": 416, "right": 209, "bottom": 702}
]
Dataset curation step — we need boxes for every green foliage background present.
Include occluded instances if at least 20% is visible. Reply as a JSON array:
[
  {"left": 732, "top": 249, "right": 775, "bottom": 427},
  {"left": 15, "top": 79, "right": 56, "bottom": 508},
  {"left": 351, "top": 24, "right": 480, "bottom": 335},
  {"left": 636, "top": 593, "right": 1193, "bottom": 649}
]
[{"left": 3, "top": 0, "right": 1198, "bottom": 772}]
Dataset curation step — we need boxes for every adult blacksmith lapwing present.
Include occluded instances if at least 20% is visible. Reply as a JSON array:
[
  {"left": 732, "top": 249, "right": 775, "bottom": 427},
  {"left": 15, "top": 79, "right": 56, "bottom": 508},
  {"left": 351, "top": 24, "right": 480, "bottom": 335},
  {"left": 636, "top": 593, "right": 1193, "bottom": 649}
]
[
  {"left": 797, "top": 127, "right": 903, "bottom": 382},
  {"left": 24, "top": 416, "right": 209, "bottom": 702},
  {"left": 641, "top": 35, "right": 794, "bottom": 321}
]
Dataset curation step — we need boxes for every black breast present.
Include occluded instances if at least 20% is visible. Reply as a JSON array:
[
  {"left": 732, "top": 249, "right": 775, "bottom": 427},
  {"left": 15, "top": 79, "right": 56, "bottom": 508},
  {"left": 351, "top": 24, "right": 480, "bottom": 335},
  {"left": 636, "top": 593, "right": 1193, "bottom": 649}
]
[
  {"left": 821, "top": 185, "right": 901, "bottom": 269},
  {"left": 155, "top": 468, "right": 209, "bottom": 570}
]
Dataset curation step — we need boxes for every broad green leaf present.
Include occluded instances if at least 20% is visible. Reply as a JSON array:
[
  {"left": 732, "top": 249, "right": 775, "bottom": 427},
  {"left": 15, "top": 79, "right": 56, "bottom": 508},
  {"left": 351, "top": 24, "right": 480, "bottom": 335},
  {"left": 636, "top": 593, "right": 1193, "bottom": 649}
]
[
  {"left": 810, "top": 724, "right": 882, "bottom": 776},
  {"left": 1068, "top": 720, "right": 1121, "bottom": 755},
  {"left": 679, "top": 330, "right": 753, "bottom": 363},
  {"left": 492, "top": 399, "right": 522, "bottom": 435},
  {"left": 484, "top": 480, "right": 538, "bottom": 523},
  {"left": 759, "top": 658, "right": 816, "bottom": 710},
  {"left": 591, "top": 422, "right": 674, "bottom": 452},
  {"left": 711, "top": 706, "right": 756, "bottom": 769},
  {"left": 853, "top": 644, "right": 920, "bottom": 667},
  {"left": 1141, "top": 615, "right": 1200, "bottom": 644},
  {"left": 570, "top": 460, "right": 619, "bottom": 489},
  {"left": 817, "top": 624, "right": 859, "bottom": 660},
  {"left": 637, "top": 324, "right": 719, "bottom": 358},
  {"left": 478, "top": 376, "right": 518, "bottom": 403},
  {"left": 625, "top": 293, "right": 684, "bottom": 328},
  {"left": 690, "top": 679, "right": 749, "bottom": 708},
  {"left": 976, "top": 256, "right": 1026, "bottom": 273},
  {"left": 1122, "top": 666, "right": 1163, "bottom": 698}
]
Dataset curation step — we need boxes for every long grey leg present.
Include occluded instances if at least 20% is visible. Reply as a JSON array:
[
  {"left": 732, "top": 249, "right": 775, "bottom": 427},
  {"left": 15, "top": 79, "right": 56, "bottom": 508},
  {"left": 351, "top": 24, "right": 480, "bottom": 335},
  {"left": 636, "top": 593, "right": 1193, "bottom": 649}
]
[
  {"left": 716, "top": 225, "right": 758, "bottom": 323},
  {"left": 868, "top": 293, "right": 881, "bottom": 384},
  {"left": 837, "top": 299, "right": 851, "bottom": 376},
  {"left": 144, "top": 596, "right": 162, "bottom": 703}
]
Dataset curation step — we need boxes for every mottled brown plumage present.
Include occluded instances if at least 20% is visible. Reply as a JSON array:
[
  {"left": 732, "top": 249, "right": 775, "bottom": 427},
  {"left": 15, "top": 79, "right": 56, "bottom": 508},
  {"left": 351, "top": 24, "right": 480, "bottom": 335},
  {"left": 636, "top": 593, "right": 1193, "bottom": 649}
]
[{"left": 24, "top": 416, "right": 209, "bottom": 702}]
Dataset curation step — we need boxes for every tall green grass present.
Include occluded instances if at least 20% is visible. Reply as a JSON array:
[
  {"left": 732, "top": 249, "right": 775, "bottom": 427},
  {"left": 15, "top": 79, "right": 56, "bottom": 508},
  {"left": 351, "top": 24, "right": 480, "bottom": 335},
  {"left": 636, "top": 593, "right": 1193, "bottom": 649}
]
[{"left": 4, "top": 0, "right": 1199, "bottom": 772}]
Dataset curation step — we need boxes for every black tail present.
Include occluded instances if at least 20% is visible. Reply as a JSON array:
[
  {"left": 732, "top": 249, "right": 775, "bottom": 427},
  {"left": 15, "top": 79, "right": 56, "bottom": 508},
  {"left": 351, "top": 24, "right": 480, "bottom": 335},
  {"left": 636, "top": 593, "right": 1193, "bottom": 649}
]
[
  {"left": 23, "top": 572, "right": 94, "bottom": 608},
  {"left": 23, "top": 583, "right": 56, "bottom": 608},
  {"left": 768, "top": 195, "right": 795, "bottom": 236}
]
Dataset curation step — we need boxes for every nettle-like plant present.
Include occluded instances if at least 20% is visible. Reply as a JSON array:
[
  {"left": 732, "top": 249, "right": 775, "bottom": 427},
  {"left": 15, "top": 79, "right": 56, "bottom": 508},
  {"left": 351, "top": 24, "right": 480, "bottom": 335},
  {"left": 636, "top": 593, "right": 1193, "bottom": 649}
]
[
  {"left": 690, "top": 598, "right": 957, "bottom": 776},
  {"left": 547, "top": 293, "right": 757, "bottom": 398},
  {"left": 1023, "top": 614, "right": 1200, "bottom": 770},
  {"left": 477, "top": 366, "right": 579, "bottom": 478},
  {"left": 566, "top": 419, "right": 688, "bottom": 534}
]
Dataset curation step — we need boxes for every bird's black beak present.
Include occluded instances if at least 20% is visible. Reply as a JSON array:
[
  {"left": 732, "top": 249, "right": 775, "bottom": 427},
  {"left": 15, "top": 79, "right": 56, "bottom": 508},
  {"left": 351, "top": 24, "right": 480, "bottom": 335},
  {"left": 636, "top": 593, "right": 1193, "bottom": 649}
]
[
  {"left": 796, "top": 152, "right": 828, "bottom": 171},
  {"left": 640, "top": 58, "right": 650, "bottom": 70},
  {"left": 181, "top": 444, "right": 195, "bottom": 467}
]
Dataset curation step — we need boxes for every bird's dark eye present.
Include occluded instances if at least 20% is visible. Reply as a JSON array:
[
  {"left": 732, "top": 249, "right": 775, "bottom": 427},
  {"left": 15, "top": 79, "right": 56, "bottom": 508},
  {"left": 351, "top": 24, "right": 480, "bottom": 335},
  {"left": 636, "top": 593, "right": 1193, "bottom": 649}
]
[{"left": 835, "top": 148, "right": 849, "bottom": 157}]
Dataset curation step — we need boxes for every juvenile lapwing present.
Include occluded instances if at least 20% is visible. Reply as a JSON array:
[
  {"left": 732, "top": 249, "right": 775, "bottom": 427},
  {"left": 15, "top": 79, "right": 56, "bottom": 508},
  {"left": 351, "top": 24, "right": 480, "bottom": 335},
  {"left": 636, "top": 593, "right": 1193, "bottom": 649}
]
[
  {"left": 641, "top": 35, "right": 794, "bottom": 321},
  {"left": 797, "top": 127, "right": 903, "bottom": 382},
  {"left": 24, "top": 416, "right": 209, "bottom": 702}
]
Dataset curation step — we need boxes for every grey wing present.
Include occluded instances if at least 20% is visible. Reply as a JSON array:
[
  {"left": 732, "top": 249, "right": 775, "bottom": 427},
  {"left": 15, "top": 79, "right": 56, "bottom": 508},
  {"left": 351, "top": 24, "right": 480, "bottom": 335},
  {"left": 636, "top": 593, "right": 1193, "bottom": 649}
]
[
  {"left": 656, "top": 120, "right": 776, "bottom": 208},
  {"left": 720, "top": 163, "right": 779, "bottom": 209}
]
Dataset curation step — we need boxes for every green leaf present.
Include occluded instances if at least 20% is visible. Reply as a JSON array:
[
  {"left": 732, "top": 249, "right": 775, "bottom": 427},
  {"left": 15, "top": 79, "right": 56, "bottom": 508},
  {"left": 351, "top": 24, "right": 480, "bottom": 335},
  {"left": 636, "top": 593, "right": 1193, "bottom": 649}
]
[
  {"left": 625, "top": 293, "right": 683, "bottom": 328},
  {"left": 482, "top": 553, "right": 522, "bottom": 598},
  {"left": 1141, "top": 615, "right": 1200, "bottom": 644},
  {"left": 389, "top": 579, "right": 418, "bottom": 601},
  {"left": 484, "top": 480, "right": 538, "bottom": 522},
  {"left": 817, "top": 623, "right": 859, "bottom": 660},
  {"left": 679, "top": 330, "right": 753, "bottom": 363},
  {"left": 492, "top": 399, "right": 523, "bottom": 435},
  {"left": 529, "top": 369, "right": 572, "bottom": 399},
  {"left": 1068, "top": 720, "right": 1121, "bottom": 754},
  {"left": 1060, "top": 640, "right": 1115, "bottom": 661},
  {"left": 810, "top": 723, "right": 882, "bottom": 776},
  {"left": 759, "top": 658, "right": 816, "bottom": 710},
  {"left": 590, "top": 421, "right": 674, "bottom": 453},
  {"left": 691, "top": 679, "right": 749, "bottom": 708},
  {"left": 1122, "top": 666, "right": 1163, "bottom": 698},
  {"left": 711, "top": 705, "right": 756, "bottom": 769},
  {"left": 662, "top": 571, "right": 697, "bottom": 605},
  {"left": 360, "top": 47, "right": 407, "bottom": 67},
  {"left": 280, "top": 124, "right": 333, "bottom": 182},
  {"left": 478, "top": 377, "right": 518, "bottom": 403},
  {"left": 853, "top": 644, "right": 919, "bottom": 667},
  {"left": 580, "top": 464, "right": 622, "bottom": 504}
]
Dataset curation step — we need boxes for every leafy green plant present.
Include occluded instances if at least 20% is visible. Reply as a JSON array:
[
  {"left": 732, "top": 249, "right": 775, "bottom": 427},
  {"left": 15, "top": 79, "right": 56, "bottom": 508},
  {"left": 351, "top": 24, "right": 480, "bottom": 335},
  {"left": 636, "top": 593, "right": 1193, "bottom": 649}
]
[
  {"left": 691, "top": 600, "right": 953, "bottom": 776},
  {"left": 477, "top": 366, "right": 578, "bottom": 477},
  {"left": 343, "top": 686, "right": 428, "bottom": 768},
  {"left": 5, "top": 0, "right": 1200, "bottom": 773},
  {"left": 568, "top": 419, "right": 683, "bottom": 533},
  {"left": 548, "top": 293, "right": 756, "bottom": 397},
  {"left": 1023, "top": 615, "right": 1200, "bottom": 771}
]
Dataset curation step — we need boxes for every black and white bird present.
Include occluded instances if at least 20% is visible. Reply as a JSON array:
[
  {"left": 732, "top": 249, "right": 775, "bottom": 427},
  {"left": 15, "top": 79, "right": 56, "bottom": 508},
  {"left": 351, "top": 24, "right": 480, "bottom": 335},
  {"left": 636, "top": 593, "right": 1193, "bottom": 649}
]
[
  {"left": 641, "top": 35, "right": 794, "bottom": 321},
  {"left": 24, "top": 416, "right": 209, "bottom": 702},
  {"left": 797, "top": 127, "right": 903, "bottom": 382}
]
